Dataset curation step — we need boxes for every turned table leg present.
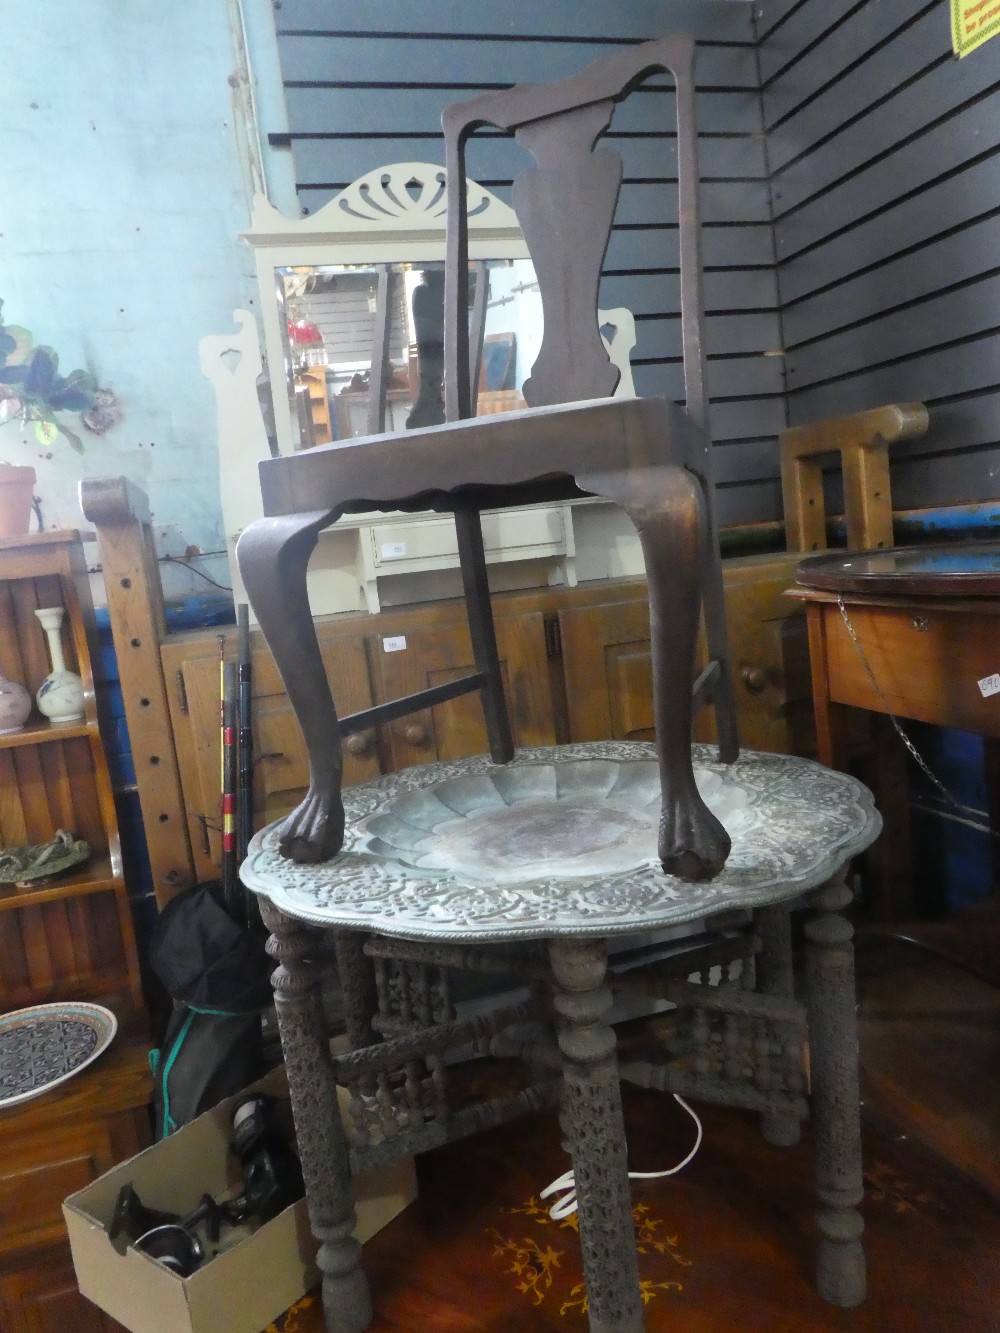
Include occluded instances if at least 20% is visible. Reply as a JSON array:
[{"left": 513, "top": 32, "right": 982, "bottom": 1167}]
[
  {"left": 550, "top": 938, "right": 644, "bottom": 1333},
  {"left": 804, "top": 872, "right": 866, "bottom": 1308},
  {"left": 755, "top": 903, "right": 803, "bottom": 1148},
  {"left": 261, "top": 898, "right": 374, "bottom": 1333}
]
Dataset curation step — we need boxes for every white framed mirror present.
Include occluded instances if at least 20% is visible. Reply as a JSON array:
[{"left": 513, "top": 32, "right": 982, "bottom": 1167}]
[{"left": 202, "top": 163, "right": 640, "bottom": 614}]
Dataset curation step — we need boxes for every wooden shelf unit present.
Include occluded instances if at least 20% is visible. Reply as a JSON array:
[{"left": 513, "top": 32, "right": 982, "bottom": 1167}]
[
  {"left": 0, "top": 530, "right": 142, "bottom": 1015},
  {"left": 0, "top": 531, "right": 152, "bottom": 1331}
]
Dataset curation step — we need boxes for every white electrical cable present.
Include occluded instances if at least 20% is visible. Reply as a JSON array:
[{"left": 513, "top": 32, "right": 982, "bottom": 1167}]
[{"left": 538, "top": 1093, "right": 703, "bottom": 1220}]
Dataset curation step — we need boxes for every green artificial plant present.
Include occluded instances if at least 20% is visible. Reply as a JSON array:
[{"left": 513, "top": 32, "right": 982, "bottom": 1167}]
[{"left": 0, "top": 299, "right": 105, "bottom": 452}]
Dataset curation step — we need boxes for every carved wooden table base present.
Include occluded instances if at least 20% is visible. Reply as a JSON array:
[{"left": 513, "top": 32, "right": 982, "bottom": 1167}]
[{"left": 245, "top": 745, "right": 881, "bottom": 1330}]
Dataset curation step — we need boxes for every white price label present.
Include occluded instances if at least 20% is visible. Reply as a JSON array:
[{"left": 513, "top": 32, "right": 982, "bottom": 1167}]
[
  {"left": 380, "top": 541, "right": 407, "bottom": 559},
  {"left": 382, "top": 635, "right": 407, "bottom": 653},
  {"left": 978, "top": 672, "right": 1000, "bottom": 698}
]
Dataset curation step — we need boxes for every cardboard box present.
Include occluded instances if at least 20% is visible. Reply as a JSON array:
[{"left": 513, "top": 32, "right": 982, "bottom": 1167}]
[{"left": 64, "top": 1068, "right": 416, "bottom": 1333}]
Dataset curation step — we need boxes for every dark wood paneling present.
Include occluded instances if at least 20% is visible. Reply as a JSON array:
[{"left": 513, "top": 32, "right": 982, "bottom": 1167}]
[{"left": 761, "top": 0, "right": 1000, "bottom": 512}]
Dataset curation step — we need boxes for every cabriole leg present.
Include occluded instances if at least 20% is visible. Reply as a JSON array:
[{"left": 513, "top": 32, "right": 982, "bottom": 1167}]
[
  {"left": 550, "top": 938, "right": 644, "bottom": 1333},
  {"left": 261, "top": 897, "right": 374, "bottom": 1333}
]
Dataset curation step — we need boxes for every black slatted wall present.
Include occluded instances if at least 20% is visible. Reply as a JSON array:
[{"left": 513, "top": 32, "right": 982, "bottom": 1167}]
[
  {"left": 270, "top": 0, "right": 786, "bottom": 527},
  {"left": 758, "top": 0, "right": 1000, "bottom": 511}
]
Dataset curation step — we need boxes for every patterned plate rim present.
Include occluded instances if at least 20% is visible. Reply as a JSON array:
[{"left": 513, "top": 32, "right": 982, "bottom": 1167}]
[{"left": 0, "top": 1001, "right": 118, "bottom": 1110}]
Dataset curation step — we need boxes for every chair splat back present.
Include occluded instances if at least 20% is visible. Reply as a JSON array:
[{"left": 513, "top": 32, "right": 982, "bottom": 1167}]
[
  {"left": 441, "top": 33, "right": 736, "bottom": 757},
  {"left": 442, "top": 34, "right": 710, "bottom": 442}
]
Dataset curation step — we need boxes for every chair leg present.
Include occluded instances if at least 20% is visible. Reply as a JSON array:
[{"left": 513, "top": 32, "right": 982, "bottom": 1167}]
[
  {"left": 260, "top": 898, "right": 374, "bottom": 1333},
  {"left": 237, "top": 509, "right": 346, "bottom": 863},
  {"left": 803, "top": 873, "right": 866, "bottom": 1308},
  {"left": 755, "top": 905, "right": 803, "bottom": 1148},
  {"left": 549, "top": 938, "right": 644, "bottom": 1333}
]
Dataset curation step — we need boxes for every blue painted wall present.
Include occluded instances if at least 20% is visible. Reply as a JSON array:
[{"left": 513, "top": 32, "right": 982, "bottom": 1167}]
[{"left": 0, "top": 0, "right": 262, "bottom": 597}]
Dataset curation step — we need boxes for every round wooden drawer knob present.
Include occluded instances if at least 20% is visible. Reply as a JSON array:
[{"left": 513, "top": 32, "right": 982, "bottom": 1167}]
[
  {"left": 740, "top": 665, "right": 768, "bottom": 694},
  {"left": 346, "top": 731, "right": 375, "bottom": 757},
  {"left": 403, "top": 722, "right": 430, "bottom": 748}
]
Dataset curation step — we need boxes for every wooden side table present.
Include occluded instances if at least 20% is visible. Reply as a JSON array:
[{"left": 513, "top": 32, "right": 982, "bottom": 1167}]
[{"left": 792, "top": 542, "right": 1000, "bottom": 919}]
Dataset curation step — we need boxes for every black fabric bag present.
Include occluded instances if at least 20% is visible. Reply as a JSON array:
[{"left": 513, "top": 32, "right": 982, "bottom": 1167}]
[{"left": 148, "top": 882, "right": 274, "bottom": 1138}]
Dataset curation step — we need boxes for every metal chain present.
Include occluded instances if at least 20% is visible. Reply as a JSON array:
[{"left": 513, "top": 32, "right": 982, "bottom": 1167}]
[{"left": 836, "top": 594, "right": 991, "bottom": 827}]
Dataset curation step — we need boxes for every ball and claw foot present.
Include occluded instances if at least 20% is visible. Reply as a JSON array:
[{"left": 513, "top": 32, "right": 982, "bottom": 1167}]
[
  {"left": 278, "top": 786, "right": 346, "bottom": 863},
  {"left": 659, "top": 784, "right": 731, "bottom": 880}
]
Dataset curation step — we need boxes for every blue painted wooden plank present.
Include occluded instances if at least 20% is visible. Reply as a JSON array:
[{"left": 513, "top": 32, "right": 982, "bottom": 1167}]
[
  {"left": 754, "top": 0, "right": 820, "bottom": 50},
  {"left": 710, "top": 397, "right": 788, "bottom": 443},
  {"left": 274, "top": 0, "right": 754, "bottom": 41},
  {"left": 765, "top": 6, "right": 945, "bottom": 171},
  {"left": 776, "top": 111, "right": 1000, "bottom": 300},
  {"left": 889, "top": 443, "right": 1000, "bottom": 510},
  {"left": 606, "top": 224, "right": 774, "bottom": 270},
  {"left": 715, "top": 476, "right": 784, "bottom": 527},
  {"left": 786, "top": 334, "right": 1000, "bottom": 422},
  {"left": 761, "top": 0, "right": 931, "bottom": 126},
  {"left": 758, "top": 0, "right": 914, "bottom": 86},
  {"left": 600, "top": 267, "right": 779, "bottom": 315},
  {"left": 893, "top": 498, "right": 1000, "bottom": 540},
  {"left": 614, "top": 180, "right": 772, "bottom": 226},
  {"left": 277, "top": 34, "right": 760, "bottom": 87},
  {"left": 280, "top": 85, "right": 759, "bottom": 137},
  {"left": 770, "top": 41, "right": 999, "bottom": 219},
  {"left": 712, "top": 437, "right": 781, "bottom": 485},
  {"left": 785, "top": 274, "right": 1000, "bottom": 390},
  {"left": 781, "top": 212, "right": 1000, "bottom": 347},
  {"left": 635, "top": 310, "right": 781, "bottom": 358},
  {"left": 289, "top": 132, "right": 768, "bottom": 198}
]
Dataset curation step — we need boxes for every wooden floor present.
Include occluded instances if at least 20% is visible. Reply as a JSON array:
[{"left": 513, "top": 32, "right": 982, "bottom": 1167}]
[{"left": 271, "top": 936, "right": 1000, "bottom": 1333}]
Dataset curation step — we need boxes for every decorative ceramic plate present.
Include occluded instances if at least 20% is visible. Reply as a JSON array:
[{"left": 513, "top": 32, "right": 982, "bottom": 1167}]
[
  {"left": 242, "top": 742, "right": 882, "bottom": 942},
  {"left": 0, "top": 1002, "right": 117, "bottom": 1109}
]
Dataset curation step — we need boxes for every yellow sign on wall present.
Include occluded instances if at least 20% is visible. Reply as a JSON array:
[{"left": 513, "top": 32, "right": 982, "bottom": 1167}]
[{"left": 952, "top": 0, "right": 1000, "bottom": 56}]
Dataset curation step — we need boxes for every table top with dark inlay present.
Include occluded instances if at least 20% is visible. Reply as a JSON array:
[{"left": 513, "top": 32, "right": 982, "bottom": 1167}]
[{"left": 795, "top": 541, "right": 1000, "bottom": 598}]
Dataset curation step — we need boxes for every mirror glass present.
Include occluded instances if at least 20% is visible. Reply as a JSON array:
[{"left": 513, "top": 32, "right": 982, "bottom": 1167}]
[{"left": 275, "top": 258, "right": 540, "bottom": 447}]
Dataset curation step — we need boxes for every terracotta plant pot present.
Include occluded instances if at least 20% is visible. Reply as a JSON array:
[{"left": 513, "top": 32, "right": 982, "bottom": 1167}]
[{"left": 0, "top": 466, "right": 36, "bottom": 537}]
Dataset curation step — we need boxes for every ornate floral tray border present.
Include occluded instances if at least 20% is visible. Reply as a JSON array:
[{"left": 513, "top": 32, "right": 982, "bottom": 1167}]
[{"left": 242, "top": 743, "right": 881, "bottom": 943}]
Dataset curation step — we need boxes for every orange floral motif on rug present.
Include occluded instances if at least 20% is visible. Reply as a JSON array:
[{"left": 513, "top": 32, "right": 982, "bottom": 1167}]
[{"left": 488, "top": 1194, "right": 691, "bottom": 1316}]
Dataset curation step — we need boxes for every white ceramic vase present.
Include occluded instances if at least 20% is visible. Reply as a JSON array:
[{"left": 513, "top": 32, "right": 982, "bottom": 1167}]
[
  {"left": 34, "top": 606, "right": 85, "bottom": 725},
  {"left": 0, "top": 669, "right": 32, "bottom": 734}
]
